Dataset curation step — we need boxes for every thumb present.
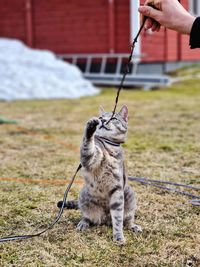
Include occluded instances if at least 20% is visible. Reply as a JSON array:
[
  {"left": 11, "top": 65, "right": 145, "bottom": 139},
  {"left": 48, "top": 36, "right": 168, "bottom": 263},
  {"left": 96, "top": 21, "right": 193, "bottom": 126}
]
[{"left": 138, "top": 6, "right": 161, "bottom": 21}]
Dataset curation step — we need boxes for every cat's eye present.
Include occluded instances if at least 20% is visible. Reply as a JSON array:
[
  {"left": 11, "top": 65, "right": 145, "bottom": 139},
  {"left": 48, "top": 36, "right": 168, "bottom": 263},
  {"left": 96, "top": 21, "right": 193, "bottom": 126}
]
[{"left": 110, "top": 117, "right": 119, "bottom": 121}]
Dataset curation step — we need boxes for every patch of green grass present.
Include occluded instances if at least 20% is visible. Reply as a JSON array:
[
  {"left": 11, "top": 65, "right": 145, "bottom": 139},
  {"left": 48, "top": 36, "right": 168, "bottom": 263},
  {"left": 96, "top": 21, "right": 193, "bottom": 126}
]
[{"left": 0, "top": 67, "right": 200, "bottom": 266}]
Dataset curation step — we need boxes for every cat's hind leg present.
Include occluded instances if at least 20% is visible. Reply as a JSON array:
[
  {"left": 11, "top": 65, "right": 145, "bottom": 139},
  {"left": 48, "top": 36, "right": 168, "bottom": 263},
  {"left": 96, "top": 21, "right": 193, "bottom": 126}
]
[
  {"left": 123, "top": 185, "right": 142, "bottom": 233},
  {"left": 77, "top": 187, "right": 106, "bottom": 231}
]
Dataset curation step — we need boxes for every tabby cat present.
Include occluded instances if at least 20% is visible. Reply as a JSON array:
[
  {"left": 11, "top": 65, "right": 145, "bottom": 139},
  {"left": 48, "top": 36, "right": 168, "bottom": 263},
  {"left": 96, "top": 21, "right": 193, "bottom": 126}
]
[{"left": 58, "top": 105, "right": 141, "bottom": 244}]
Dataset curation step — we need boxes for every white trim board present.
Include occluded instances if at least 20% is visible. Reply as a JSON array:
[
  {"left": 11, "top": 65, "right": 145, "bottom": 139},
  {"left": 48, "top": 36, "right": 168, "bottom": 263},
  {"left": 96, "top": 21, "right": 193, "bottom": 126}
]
[{"left": 130, "top": 0, "right": 141, "bottom": 60}]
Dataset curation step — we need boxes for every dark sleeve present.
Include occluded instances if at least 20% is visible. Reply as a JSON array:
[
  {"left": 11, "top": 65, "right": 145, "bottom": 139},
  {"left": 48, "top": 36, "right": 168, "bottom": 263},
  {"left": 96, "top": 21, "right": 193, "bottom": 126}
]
[{"left": 190, "top": 17, "right": 200, "bottom": 49}]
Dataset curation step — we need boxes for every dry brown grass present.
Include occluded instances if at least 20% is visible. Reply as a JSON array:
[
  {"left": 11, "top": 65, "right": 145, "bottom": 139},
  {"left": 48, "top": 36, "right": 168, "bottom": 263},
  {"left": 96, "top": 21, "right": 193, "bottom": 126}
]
[{"left": 0, "top": 74, "right": 200, "bottom": 266}]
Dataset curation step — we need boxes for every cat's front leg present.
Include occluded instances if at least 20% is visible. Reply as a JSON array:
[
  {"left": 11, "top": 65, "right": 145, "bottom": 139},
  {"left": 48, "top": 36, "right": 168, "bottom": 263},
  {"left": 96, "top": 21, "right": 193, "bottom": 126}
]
[
  {"left": 124, "top": 185, "right": 142, "bottom": 233},
  {"left": 81, "top": 118, "right": 102, "bottom": 169},
  {"left": 109, "top": 188, "right": 125, "bottom": 245}
]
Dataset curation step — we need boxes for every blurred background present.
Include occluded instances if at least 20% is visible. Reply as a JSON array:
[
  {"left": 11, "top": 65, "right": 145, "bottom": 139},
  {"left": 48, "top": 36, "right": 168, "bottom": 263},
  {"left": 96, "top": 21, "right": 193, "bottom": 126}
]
[
  {"left": 1, "top": 0, "right": 200, "bottom": 95},
  {"left": 1, "top": 0, "right": 200, "bottom": 70}
]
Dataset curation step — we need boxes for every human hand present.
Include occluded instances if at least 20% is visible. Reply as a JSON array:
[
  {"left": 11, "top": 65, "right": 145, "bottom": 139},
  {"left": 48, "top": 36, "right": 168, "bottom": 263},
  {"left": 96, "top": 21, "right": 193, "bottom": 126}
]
[{"left": 138, "top": 0, "right": 195, "bottom": 35}]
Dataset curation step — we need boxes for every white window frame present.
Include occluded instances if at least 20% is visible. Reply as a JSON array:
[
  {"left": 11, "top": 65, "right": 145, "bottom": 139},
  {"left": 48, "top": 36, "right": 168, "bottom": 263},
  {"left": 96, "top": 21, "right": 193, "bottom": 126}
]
[
  {"left": 189, "top": 0, "right": 200, "bottom": 16},
  {"left": 130, "top": 0, "right": 141, "bottom": 59}
]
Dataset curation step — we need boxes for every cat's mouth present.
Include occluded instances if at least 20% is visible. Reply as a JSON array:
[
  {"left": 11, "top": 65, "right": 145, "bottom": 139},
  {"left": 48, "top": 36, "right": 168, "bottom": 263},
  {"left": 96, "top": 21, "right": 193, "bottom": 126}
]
[{"left": 99, "top": 123, "right": 111, "bottom": 131}]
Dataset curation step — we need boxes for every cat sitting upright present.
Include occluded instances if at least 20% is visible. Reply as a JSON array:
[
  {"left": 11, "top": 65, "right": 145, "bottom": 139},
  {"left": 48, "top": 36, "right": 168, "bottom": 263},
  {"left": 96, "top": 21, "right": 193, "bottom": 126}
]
[{"left": 58, "top": 105, "right": 141, "bottom": 244}]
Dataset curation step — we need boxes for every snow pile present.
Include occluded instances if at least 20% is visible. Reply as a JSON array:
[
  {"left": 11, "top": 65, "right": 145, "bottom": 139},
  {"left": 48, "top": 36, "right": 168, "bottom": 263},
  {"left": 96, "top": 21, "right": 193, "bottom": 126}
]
[{"left": 0, "top": 38, "right": 100, "bottom": 101}]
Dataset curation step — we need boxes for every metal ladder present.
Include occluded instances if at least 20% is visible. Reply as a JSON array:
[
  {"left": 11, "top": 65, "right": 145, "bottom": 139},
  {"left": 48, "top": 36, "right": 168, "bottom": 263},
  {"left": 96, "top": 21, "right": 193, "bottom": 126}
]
[{"left": 58, "top": 53, "right": 170, "bottom": 89}]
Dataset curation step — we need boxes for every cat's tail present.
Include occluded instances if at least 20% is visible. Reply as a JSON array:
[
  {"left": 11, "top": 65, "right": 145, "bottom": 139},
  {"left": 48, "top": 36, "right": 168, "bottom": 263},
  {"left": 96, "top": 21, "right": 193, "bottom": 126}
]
[{"left": 57, "top": 200, "right": 79, "bottom": 210}]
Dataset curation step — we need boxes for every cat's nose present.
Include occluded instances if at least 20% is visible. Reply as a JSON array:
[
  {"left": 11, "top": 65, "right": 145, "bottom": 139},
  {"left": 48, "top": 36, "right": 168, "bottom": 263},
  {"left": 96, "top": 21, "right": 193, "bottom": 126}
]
[{"left": 101, "top": 119, "right": 106, "bottom": 124}]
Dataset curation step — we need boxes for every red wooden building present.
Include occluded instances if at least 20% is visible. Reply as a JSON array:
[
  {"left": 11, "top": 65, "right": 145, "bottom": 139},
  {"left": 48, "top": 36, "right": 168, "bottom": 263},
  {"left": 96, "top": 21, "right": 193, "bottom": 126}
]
[{"left": 0, "top": 0, "right": 200, "bottom": 73}]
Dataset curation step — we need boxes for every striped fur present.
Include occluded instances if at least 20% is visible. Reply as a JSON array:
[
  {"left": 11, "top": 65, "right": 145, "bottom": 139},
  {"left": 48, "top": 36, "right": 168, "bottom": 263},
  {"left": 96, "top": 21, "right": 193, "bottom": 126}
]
[{"left": 77, "top": 106, "right": 141, "bottom": 244}]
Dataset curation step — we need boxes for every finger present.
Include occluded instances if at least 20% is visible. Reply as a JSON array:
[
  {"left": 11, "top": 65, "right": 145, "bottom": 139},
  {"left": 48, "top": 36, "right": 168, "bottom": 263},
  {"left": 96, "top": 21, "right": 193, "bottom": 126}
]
[
  {"left": 144, "top": 0, "right": 160, "bottom": 10},
  {"left": 153, "top": 0, "right": 162, "bottom": 10},
  {"left": 155, "top": 24, "right": 161, "bottom": 32},
  {"left": 144, "top": 0, "right": 154, "bottom": 5},
  {"left": 151, "top": 21, "right": 159, "bottom": 32},
  {"left": 138, "top": 6, "right": 162, "bottom": 22},
  {"left": 145, "top": 18, "right": 153, "bottom": 30},
  {"left": 153, "top": 21, "right": 161, "bottom": 32}
]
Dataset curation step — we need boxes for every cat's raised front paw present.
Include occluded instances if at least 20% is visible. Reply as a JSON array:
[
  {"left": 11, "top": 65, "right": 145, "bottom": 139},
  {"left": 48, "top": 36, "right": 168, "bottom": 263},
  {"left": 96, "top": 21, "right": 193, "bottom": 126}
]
[{"left": 86, "top": 117, "right": 100, "bottom": 138}]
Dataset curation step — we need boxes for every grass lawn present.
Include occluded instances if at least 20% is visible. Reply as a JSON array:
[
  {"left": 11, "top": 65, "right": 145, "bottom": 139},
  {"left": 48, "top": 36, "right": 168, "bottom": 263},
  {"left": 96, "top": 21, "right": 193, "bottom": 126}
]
[{"left": 0, "top": 71, "right": 200, "bottom": 267}]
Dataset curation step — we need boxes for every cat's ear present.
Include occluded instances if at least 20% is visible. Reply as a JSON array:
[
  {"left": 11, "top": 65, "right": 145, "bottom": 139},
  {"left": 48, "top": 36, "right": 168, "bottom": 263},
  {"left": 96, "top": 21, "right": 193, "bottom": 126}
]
[
  {"left": 118, "top": 105, "right": 128, "bottom": 122},
  {"left": 99, "top": 106, "right": 105, "bottom": 116}
]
